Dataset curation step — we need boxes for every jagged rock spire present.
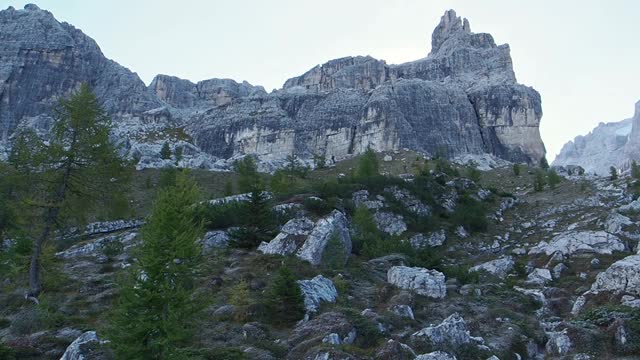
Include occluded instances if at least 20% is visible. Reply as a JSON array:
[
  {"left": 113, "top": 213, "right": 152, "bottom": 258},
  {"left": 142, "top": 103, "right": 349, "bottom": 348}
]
[{"left": 430, "top": 9, "right": 471, "bottom": 55}]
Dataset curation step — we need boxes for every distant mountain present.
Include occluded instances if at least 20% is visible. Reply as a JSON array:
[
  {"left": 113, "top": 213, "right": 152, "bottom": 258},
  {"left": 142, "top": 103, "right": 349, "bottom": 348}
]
[
  {"left": 0, "top": 5, "right": 545, "bottom": 170},
  {"left": 554, "top": 101, "right": 639, "bottom": 175}
]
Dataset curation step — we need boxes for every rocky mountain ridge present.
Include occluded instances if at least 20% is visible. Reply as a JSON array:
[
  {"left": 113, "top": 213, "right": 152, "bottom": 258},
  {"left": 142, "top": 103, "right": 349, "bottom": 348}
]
[
  {"left": 0, "top": 5, "right": 545, "bottom": 170},
  {"left": 554, "top": 100, "right": 640, "bottom": 174}
]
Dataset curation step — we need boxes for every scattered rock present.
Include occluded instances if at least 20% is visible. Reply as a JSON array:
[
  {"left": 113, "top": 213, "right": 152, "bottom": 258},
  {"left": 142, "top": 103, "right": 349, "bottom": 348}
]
[
  {"left": 201, "top": 230, "right": 230, "bottom": 251},
  {"left": 60, "top": 331, "right": 109, "bottom": 360},
  {"left": 375, "top": 339, "right": 416, "bottom": 360},
  {"left": 374, "top": 211, "right": 408, "bottom": 236},
  {"left": 390, "top": 304, "right": 415, "bottom": 320},
  {"left": 297, "top": 211, "right": 352, "bottom": 266},
  {"left": 526, "top": 268, "right": 553, "bottom": 285},
  {"left": 410, "top": 230, "right": 446, "bottom": 249},
  {"left": 298, "top": 275, "right": 338, "bottom": 314},
  {"left": 529, "top": 231, "right": 625, "bottom": 256},
  {"left": 415, "top": 351, "right": 458, "bottom": 360},
  {"left": 590, "top": 255, "right": 640, "bottom": 296},
  {"left": 258, "top": 217, "right": 315, "bottom": 255},
  {"left": 412, "top": 313, "right": 482, "bottom": 346},
  {"left": 469, "top": 256, "right": 514, "bottom": 279},
  {"left": 387, "top": 266, "right": 446, "bottom": 298}
]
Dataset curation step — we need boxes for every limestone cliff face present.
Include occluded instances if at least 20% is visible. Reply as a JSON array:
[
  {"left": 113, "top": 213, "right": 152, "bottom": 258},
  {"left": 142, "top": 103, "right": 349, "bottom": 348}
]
[
  {"left": 0, "top": 6, "right": 545, "bottom": 167},
  {"left": 191, "top": 9, "right": 545, "bottom": 164},
  {"left": 554, "top": 100, "right": 639, "bottom": 175},
  {"left": 0, "top": 4, "right": 161, "bottom": 143}
]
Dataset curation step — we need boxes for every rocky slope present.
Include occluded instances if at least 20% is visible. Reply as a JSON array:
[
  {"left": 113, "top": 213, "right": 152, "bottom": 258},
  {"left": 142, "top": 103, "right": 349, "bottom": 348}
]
[
  {"left": 2, "top": 154, "right": 640, "bottom": 359},
  {"left": 0, "top": 5, "right": 545, "bottom": 169},
  {"left": 554, "top": 100, "right": 640, "bottom": 175}
]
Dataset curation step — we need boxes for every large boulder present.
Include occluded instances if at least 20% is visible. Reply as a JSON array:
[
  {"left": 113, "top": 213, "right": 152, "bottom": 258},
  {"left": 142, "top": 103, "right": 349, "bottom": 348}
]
[
  {"left": 60, "top": 331, "right": 110, "bottom": 360},
  {"left": 374, "top": 212, "right": 408, "bottom": 236},
  {"left": 297, "top": 275, "right": 338, "bottom": 314},
  {"left": 590, "top": 255, "right": 640, "bottom": 296},
  {"left": 469, "top": 256, "right": 514, "bottom": 279},
  {"left": 412, "top": 313, "right": 482, "bottom": 346},
  {"left": 296, "top": 210, "right": 352, "bottom": 266},
  {"left": 258, "top": 217, "right": 315, "bottom": 255},
  {"left": 374, "top": 339, "right": 416, "bottom": 360},
  {"left": 387, "top": 266, "right": 446, "bottom": 298},
  {"left": 528, "top": 231, "right": 625, "bottom": 257},
  {"left": 415, "top": 351, "right": 458, "bottom": 360}
]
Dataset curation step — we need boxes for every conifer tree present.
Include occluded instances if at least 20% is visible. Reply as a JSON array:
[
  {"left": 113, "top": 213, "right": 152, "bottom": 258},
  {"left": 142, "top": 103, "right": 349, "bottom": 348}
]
[
  {"left": 356, "top": 148, "right": 379, "bottom": 178},
  {"left": 234, "top": 156, "right": 261, "bottom": 193},
  {"left": 160, "top": 142, "right": 172, "bottom": 160},
  {"left": 266, "top": 266, "right": 305, "bottom": 325},
  {"left": 9, "top": 84, "right": 129, "bottom": 298},
  {"left": 229, "top": 188, "right": 274, "bottom": 249},
  {"left": 610, "top": 166, "right": 618, "bottom": 181},
  {"left": 108, "top": 172, "right": 203, "bottom": 359}
]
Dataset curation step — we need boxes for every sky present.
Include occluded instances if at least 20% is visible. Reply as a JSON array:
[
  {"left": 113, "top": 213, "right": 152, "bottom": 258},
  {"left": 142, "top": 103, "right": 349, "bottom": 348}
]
[{"left": 4, "top": 0, "right": 639, "bottom": 161}]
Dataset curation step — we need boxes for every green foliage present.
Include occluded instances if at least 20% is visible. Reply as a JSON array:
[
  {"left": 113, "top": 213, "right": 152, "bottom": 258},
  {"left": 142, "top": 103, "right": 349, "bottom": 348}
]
[
  {"left": 0, "top": 342, "right": 15, "bottom": 360},
  {"left": 234, "top": 156, "right": 261, "bottom": 193},
  {"left": 108, "top": 172, "right": 204, "bottom": 359},
  {"left": 270, "top": 155, "right": 309, "bottom": 195},
  {"left": 547, "top": 169, "right": 562, "bottom": 189},
  {"left": 229, "top": 189, "right": 275, "bottom": 249},
  {"left": 266, "top": 266, "right": 305, "bottom": 325},
  {"left": 452, "top": 194, "right": 488, "bottom": 233},
  {"left": 533, "top": 170, "right": 546, "bottom": 192},
  {"left": 174, "top": 146, "right": 183, "bottom": 162},
  {"left": 342, "top": 309, "right": 383, "bottom": 348},
  {"left": 195, "top": 348, "right": 247, "bottom": 360},
  {"left": 610, "top": 166, "right": 618, "bottom": 180},
  {"left": 160, "top": 141, "right": 172, "bottom": 160},
  {"left": 224, "top": 179, "right": 234, "bottom": 196},
  {"left": 539, "top": 157, "right": 549, "bottom": 169},
  {"left": 322, "top": 231, "right": 347, "bottom": 269},
  {"left": 434, "top": 158, "right": 459, "bottom": 177},
  {"left": 512, "top": 163, "right": 521, "bottom": 176},
  {"left": 355, "top": 148, "right": 379, "bottom": 178},
  {"left": 632, "top": 160, "right": 640, "bottom": 179},
  {"left": 313, "top": 153, "right": 326, "bottom": 169},
  {"left": 102, "top": 240, "right": 124, "bottom": 260},
  {"left": 440, "top": 265, "right": 480, "bottom": 285},
  {"left": 303, "top": 197, "right": 333, "bottom": 217},
  {"left": 229, "top": 280, "right": 251, "bottom": 322},
  {"left": 7, "top": 84, "right": 130, "bottom": 295},
  {"left": 158, "top": 167, "right": 178, "bottom": 189},
  {"left": 350, "top": 206, "right": 381, "bottom": 255},
  {"left": 466, "top": 164, "right": 481, "bottom": 183},
  {"left": 198, "top": 202, "right": 247, "bottom": 230}
]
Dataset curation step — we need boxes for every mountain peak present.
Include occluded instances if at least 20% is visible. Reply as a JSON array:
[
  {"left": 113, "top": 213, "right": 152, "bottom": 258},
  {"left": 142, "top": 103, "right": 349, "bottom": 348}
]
[{"left": 431, "top": 9, "right": 471, "bottom": 55}]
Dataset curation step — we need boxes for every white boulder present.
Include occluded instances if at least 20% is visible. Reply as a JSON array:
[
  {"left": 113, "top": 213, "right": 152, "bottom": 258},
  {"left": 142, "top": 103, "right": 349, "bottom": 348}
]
[
  {"left": 469, "top": 256, "right": 514, "bottom": 279},
  {"left": 387, "top": 266, "right": 446, "bottom": 298},
  {"left": 298, "top": 275, "right": 338, "bottom": 314},
  {"left": 529, "top": 231, "right": 625, "bottom": 256}
]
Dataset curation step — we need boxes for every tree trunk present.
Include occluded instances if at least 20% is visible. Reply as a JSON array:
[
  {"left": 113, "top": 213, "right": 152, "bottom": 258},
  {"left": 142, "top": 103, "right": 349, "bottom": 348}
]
[{"left": 28, "top": 143, "right": 75, "bottom": 298}]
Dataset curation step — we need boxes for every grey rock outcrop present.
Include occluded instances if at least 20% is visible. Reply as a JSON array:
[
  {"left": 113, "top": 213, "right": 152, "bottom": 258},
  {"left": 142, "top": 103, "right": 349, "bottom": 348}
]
[
  {"left": 409, "top": 230, "right": 446, "bottom": 249},
  {"left": 60, "top": 331, "right": 108, "bottom": 360},
  {"left": 415, "top": 351, "right": 458, "bottom": 360},
  {"left": 298, "top": 275, "right": 338, "bottom": 314},
  {"left": 374, "top": 211, "right": 408, "bottom": 236},
  {"left": 554, "top": 100, "right": 640, "bottom": 175},
  {"left": 469, "top": 256, "right": 514, "bottom": 279},
  {"left": 590, "top": 255, "right": 640, "bottom": 296},
  {"left": 412, "top": 313, "right": 482, "bottom": 346},
  {"left": 0, "top": 6, "right": 545, "bottom": 168},
  {"left": 528, "top": 231, "right": 625, "bottom": 257},
  {"left": 387, "top": 266, "right": 446, "bottom": 298},
  {"left": 296, "top": 210, "right": 352, "bottom": 266},
  {"left": 258, "top": 217, "right": 315, "bottom": 255}
]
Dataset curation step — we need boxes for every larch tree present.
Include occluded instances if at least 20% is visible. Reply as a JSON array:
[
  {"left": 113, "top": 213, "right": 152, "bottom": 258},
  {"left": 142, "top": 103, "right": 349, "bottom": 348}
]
[
  {"left": 9, "top": 84, "right": 129, "bottom": 298},
  {"left": 108, "top": 171, "right": 204, "bottom": 359}
]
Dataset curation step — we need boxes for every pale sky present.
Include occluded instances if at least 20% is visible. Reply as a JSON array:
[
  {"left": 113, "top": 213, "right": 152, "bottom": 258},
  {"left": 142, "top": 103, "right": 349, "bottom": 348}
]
[{"left": 5, "top": 0, "right": 639, "bottom": 161}]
